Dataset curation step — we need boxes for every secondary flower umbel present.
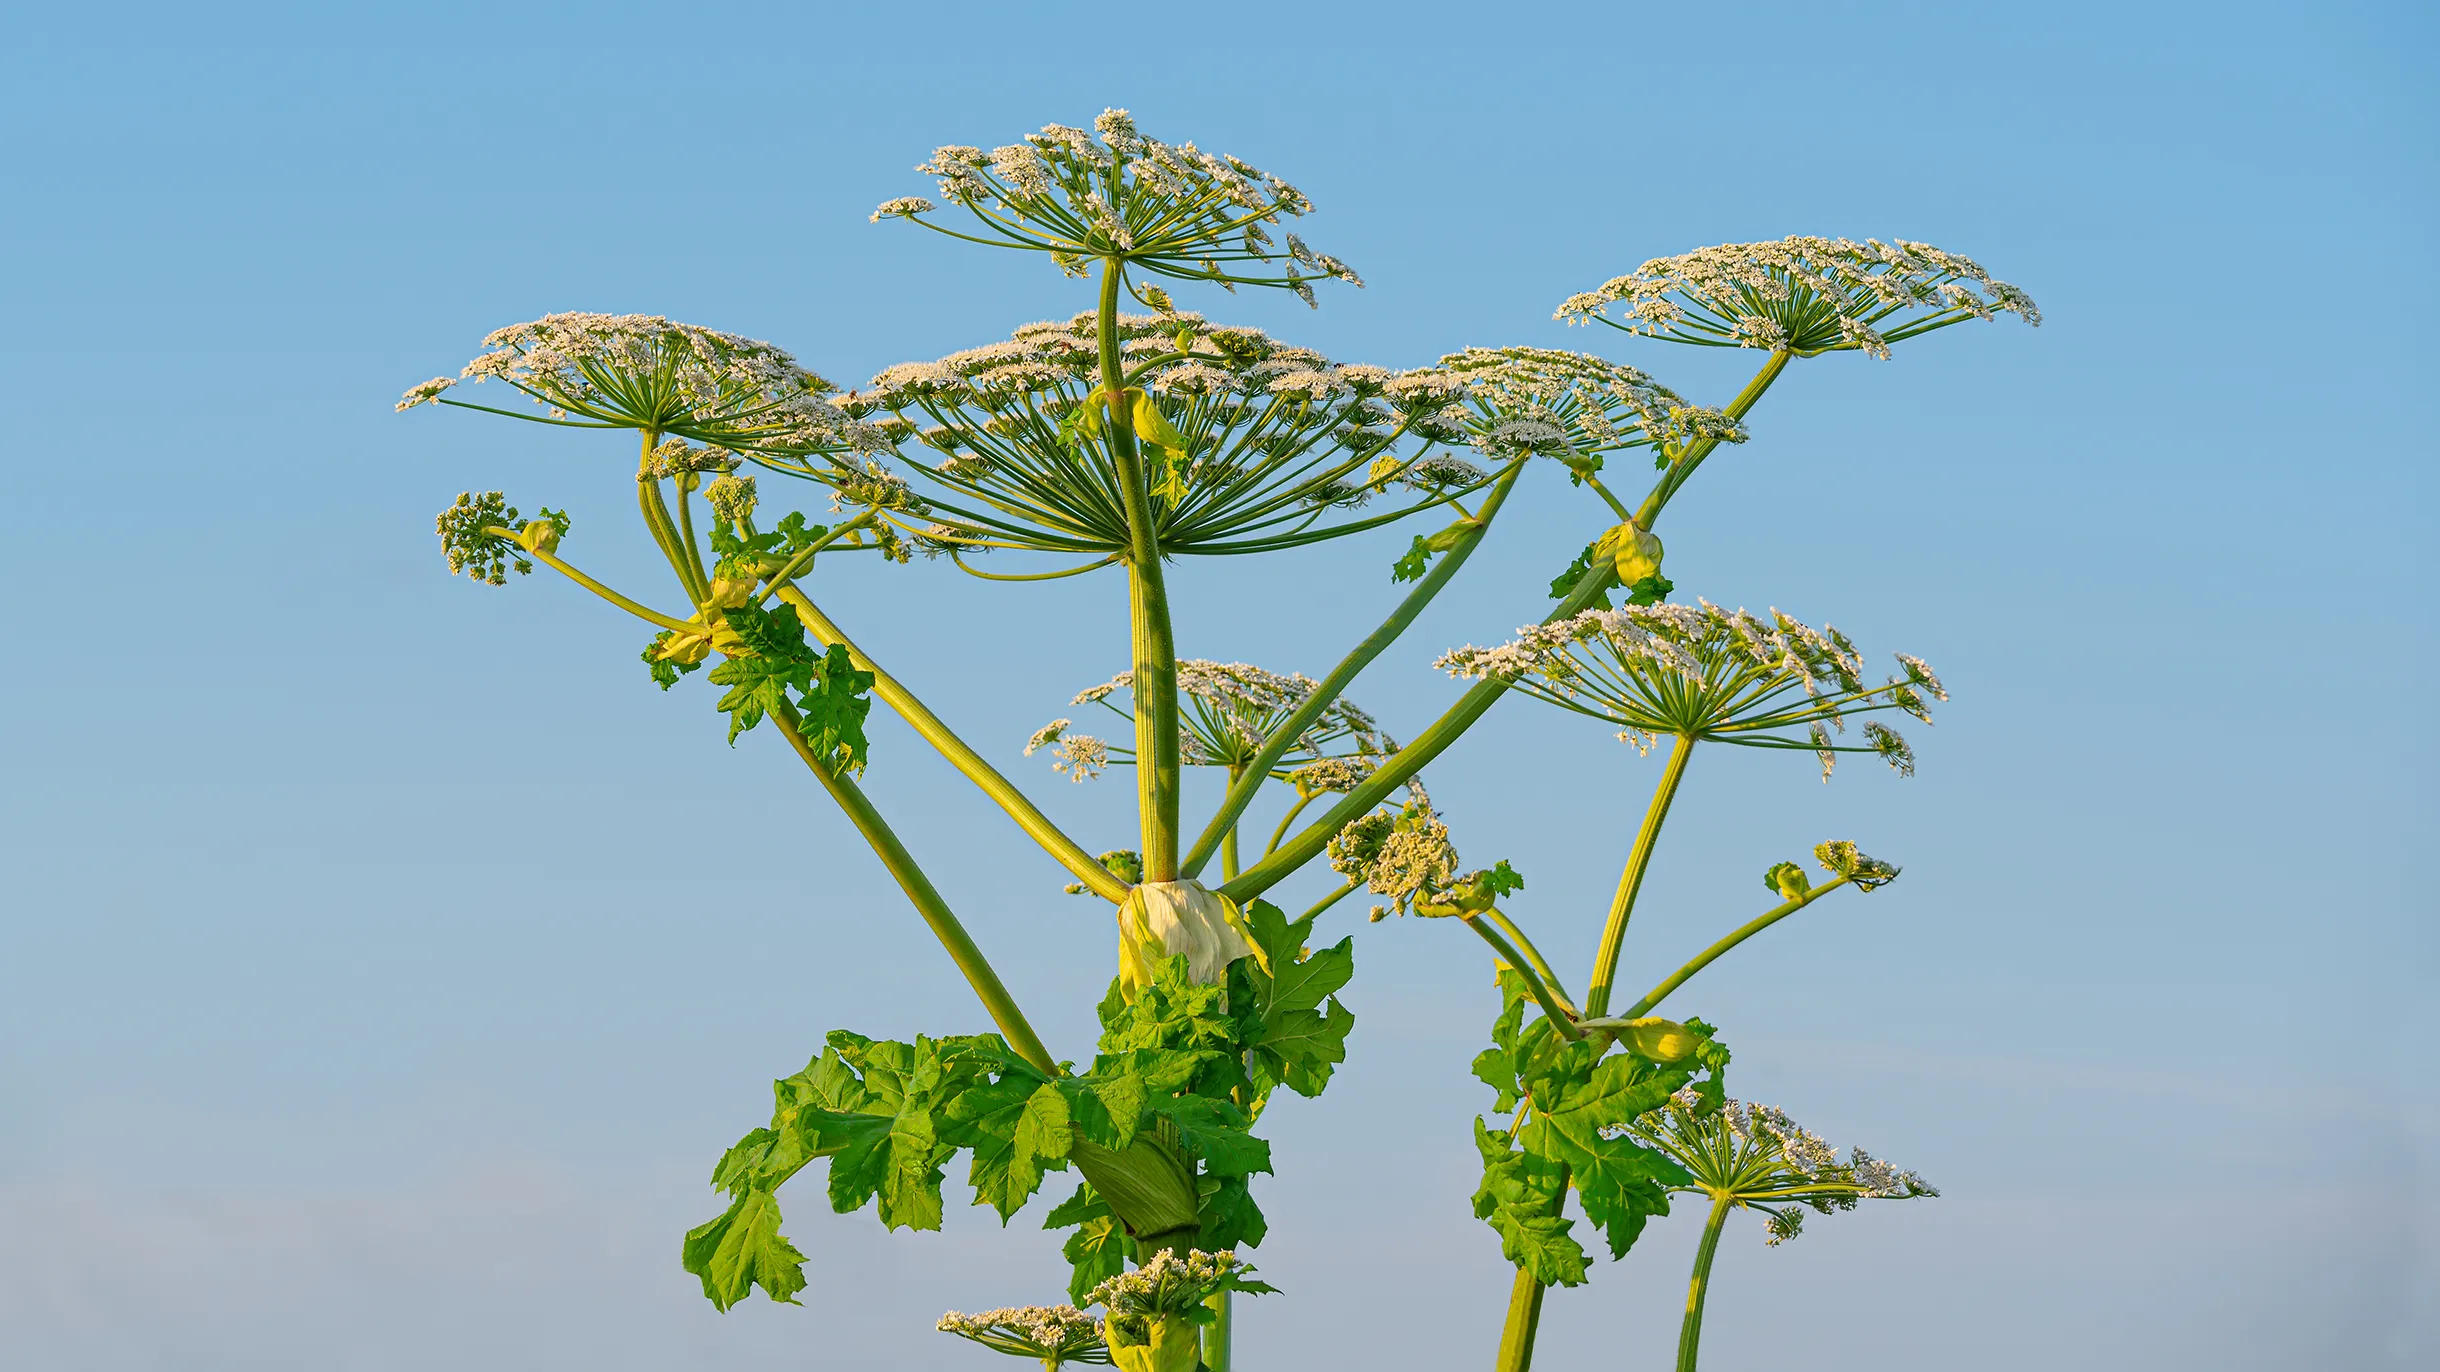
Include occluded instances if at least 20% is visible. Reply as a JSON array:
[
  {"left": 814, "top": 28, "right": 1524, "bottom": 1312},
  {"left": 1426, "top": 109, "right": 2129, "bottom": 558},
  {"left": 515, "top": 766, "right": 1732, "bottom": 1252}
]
[
  {"left": 1437, "top": 600, "right": 1944, "bottom": 778},
  {"left": 398, "top": 312, "right": 884, "bottom": 458},
  {"left": 1557, "top": 237, "right": 2040, "bottom": 359},
  {"left": 1029, "top": 659, "right": 1391, "bottom": 784},
  {"left": 937, "top": 1305, "right": 1112, "bottom": 1368},
  {"left": 879, "top": 108, "right": 1358, "bottom": 304}
]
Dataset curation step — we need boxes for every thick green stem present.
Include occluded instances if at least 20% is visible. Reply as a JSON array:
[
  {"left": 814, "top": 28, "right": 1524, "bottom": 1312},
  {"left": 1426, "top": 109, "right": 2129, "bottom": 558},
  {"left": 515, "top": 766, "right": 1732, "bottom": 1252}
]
[
  {"left": 1099, "top": 263, "right": 1183, "bottom": 881},
  {"left": 1582, "top": 736, "right": 1696, "bottom": 1018},
  {"left": 634, "top": 432, "right": 710, "bottom": 608},
  {"left": 1676, "top": 1195, "right": 1734, "bottom": 1372},
  {"left": 1615, "top": 876, "right": 1852, "bottom": 1020},
  {"left": 1493, "top": 1264, "right": 1548, "bottom": 1372},
  {"left": 1222, "top": 556, "right": 1620, "bottom": 903},
  {"left": 1204, "top": 1291, "right": 1233, "bottom": 1372},
  {"left": 1220, "top": 766, "right": 1243, "bottom": 882},
  {"left": 1183, "top": 463, "right": 1525, "bottom": 879},
  {"left": 1636, "top": 351, "right": 1790, "bottom": 531},
  {"left": 769, "top": 704, "right": 1056, "bottom": 1076},
  {"left": 775, "top": 586, "right": 1130, "bottom": 903}
]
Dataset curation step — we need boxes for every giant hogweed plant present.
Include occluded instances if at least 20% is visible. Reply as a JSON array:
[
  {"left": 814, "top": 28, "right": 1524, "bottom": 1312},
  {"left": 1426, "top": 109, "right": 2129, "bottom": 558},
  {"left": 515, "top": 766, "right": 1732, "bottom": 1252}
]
[{"left": 399, "top": 109, "right": 2035, "bottom": 1371}]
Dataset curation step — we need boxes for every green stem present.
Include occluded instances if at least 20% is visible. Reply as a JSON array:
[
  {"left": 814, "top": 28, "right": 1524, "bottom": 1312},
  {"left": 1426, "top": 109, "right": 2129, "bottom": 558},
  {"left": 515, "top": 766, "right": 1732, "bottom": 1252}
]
[
  {"left": 1100, "top": 262, "right": 1183, "bottom": 882},
  {"left": 1221, "top": 555, "right": 1620, "bottom": 903},
  {"left": 1635, "top": 351, "right": 1790, "bottom": 531},
  {"left": 774, "top": 585, "right": 1130, "bottom": 903},
  {"left": 1183, "top": 462, "right": 1525, "bottom": 879},
  {"left": 1484, "top": 908, "right": 1576, "bottom": 1014},
  {"left": 1301, "top": 879, "right": 1360, "bottom": 923},
  {"left": 1204, "top": 1290, "right": 1233, "bottom": 1372},
  {"left": 1461, "top": 915, "right": 1579, "bottom": 1040},
  {"left": 768, "top": 703, "right": 1056, "bottom": 1076},
  {"left": 673, "top": 474, "right": 708, "bottom": 589},
  {"left": 1582, "top": 735, "right": 1695, "bottom": 1018},
  {"left": 1492, "top": 1264, "right": 1548, "bottom": 1372},
  {"left": 1262, "top": 790, "right": 1319, "bottom": 858},
  {"left": 1676, "top": 1195, "right": 1734, "bottom": 1372},
  {"left": 1615, "top": 876, "right": 1852, "bottom": 1020},
  {"left": 480, "top": 530, "right": 701, "bottom": 635},
  {"left": 1221, "top": 765, "right": 1243, "bottom": 882},
  {"left": 754, "top": 512, "right": 877, "bottom": 599}
]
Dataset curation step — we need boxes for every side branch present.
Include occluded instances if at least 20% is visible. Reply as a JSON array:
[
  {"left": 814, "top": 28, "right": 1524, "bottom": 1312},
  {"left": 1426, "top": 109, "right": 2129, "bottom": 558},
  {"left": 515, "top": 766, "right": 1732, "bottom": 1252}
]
[
  {"left": 776, "top": 585, "right": 1132, "bottom": 903},
  {"left": 1219, "top": 557, "right": 1622, "bottom": 903},
  {"left": 1181, "top": 461, "right": 1526, "bottom": 879},
  {"left": 1611, "top": 876, "right": 1853, "bottom": 1021},
  {"left": 771, "top": 703, "right": 1059, "bottom": 1076}
]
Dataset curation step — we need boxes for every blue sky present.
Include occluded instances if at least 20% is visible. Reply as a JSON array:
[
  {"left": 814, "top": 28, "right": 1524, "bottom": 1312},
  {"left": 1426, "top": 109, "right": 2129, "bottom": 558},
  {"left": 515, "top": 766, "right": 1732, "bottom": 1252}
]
[{"left": 0, "top": 1, "right": 2430, "bottom": 1368}]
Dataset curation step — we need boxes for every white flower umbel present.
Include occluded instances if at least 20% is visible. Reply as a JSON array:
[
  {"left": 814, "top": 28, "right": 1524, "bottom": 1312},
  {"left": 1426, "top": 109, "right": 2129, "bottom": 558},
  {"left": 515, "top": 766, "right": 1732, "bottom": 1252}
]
[
  {"left": 880, "top": 109, "right": 1357, "bottom": 304},
  {"left": 1039, "top": 659, "right": 1391, "bottom": 781},
  {"left": 1625, "top": 1092, "right": 1937, "bottom": 1242},
  {"left": 1624, "top": 1092, "right": 1937, "bottom": 1372},
  {"left": 1437, "top": 600, "right": 1942, "bottom": 780},
  {"left": 1435, "top": 346, "right": 1746, "bottom": 469},
  {"left": 401, "top": 313, "right": 885, "bottom": 458},
  {"left": 799, "top": 311, "right": 1492, "bottom": 561},
  {"left": 938, "top": 1304, "right": 1112, "bottom": 1368},
  {"left": 1557, "top": 237, "right": 2039, "bottom": 359}
]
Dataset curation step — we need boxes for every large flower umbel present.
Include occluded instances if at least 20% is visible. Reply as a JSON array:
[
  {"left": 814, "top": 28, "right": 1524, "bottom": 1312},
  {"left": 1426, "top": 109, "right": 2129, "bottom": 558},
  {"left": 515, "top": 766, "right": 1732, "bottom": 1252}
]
[
  {"left": 1028, "top": 659, "right": 1391, "bottom": 784},
  {"left": 1437, "top": 600, "right": 1945, "bottom": 778},
  {"left": 878, "top": 109, "right": 1358, "bottom": 304},
  {"left": 398, "top": 313, "right": 882, "bottom": 457},
  {"left": 1557, "top": 237, "right": 2039, "bottom": 359},
  {"left": 781, "top": 311, "right": 1489, "bottom": 561}
]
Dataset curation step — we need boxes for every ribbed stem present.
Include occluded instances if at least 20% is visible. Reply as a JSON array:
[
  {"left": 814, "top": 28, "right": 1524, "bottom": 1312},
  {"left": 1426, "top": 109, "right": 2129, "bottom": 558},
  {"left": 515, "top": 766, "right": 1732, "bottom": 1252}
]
[
  {"left": 1676, "top": 1196, "right": 1734, "bottom": 1372},
  {"left": 1204, "top": 1290, "right": 1233, "bottom": 1372},
  {"left": 769, "top": 704, "right": 1055, "bottom": 1076},
  {"left": 1099, "top": 263, "right": 1182, "bottom": 881},
  {"left": 1582, "top": 735, "right": 1696, "bottom": 1017},
  {"left": 1636, "top": 350, "right": 1790, "bottom": 531},
  {"left": 1492, "top": 1264, "right": 1547, "bottom": 1372}
]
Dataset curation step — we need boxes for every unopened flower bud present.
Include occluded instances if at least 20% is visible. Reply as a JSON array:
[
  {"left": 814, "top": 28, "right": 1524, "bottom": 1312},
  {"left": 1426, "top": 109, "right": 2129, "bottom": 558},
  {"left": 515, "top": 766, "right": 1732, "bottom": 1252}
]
[
  {"left": 516, "top": 520, "right": 561, "bottom": 556},
  {"left": 706, "top": 577, "right": 758, "bottom": 611},
  {"left": 1599, "top": 521, "right": 1664, "bottom": 586},
  {"left": 1764, "top": 861, "right": 1811, "bottom": 901},
  {"left": 1116, "top": 879, "right": 1258, "bottom": 997}
]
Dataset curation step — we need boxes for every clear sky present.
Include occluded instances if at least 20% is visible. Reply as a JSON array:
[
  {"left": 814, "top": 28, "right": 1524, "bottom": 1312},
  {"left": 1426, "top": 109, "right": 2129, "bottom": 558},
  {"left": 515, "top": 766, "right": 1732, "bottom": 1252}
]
[{"left": 0, "top": 2, "right": 2430, "bottom": 1368}]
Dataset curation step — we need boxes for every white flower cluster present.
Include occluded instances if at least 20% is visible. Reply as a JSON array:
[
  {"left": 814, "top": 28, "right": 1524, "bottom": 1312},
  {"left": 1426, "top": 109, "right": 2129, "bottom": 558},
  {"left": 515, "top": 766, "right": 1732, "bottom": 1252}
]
[
  {"left": 1437, "top": 600, "right": 1940, "bottom": 775},
  {"left": 1325, "top": 781, "right": 1459, "bottom": 920},
  {"left": 883, "top": 109, "right": 1356, "bottom": 301},
  {"left": 1557, "top": 237, "right": 2040, "bottom": 359},
  {"left": 1034, "top": 660, "right": 1390, "bottom": 780},
  {"left": 1086, "top": 1248, "right": 1252, "bottom": 1319},
  {"left": 936, "top": 1304, "right": 1109, "bottom": 1363},
  {"left": 1435, "top": 346, "right": 1746, "bottom": 460},
  {"left": 401, "top": 313, "right": 886, "bottom": 456},
  {"left": 1628, "top": 1093, "right": 1937, "bottom": 1245}
]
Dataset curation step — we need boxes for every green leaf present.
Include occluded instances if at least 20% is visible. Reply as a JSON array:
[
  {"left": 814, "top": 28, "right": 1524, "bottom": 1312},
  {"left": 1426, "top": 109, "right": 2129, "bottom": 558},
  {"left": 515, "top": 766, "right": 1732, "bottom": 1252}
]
[
  {"left": 1471, "top": 1118, "right": 1588, "bottom": 1287},
  {"left": 1624, "top": 573, "right": 1674, "bottom": 606},
  {"left": 1391, "top": 534, "right": 1433, "bottom": 582},
  {"left": 1043, "top": 1185, "right": 1134, "bottom": 1304},
  {"left": 1157, "top": 1096, "right": 1271, "bottom": 1179},
  {"left": 1196, "top": 1174, "right": 1269, "bottom": 1251},
  {"left": 681, "top": 1189, "right": 807, "bottom": 1311}
]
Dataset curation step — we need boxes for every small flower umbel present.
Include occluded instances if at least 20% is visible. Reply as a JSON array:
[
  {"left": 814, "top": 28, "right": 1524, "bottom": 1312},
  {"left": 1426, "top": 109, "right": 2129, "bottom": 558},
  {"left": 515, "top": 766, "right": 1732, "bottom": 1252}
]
[
  {"left": 1437, "top": 346, "right": 1746, "bottom": 481},
  {"left": 1557, "top": 237, "right": 2040, "bottom": 360},
  {"left": 1437, "top": 600, "right": 1943, "bottom": 779},
  {"left": 938, "top": 1305, "right": 1112, "bottom": 1369},
  {"left": 1623, "top": 1092, "right": 1936, "bottom": 1372},
  {"left": 1030, "top": 660, "right": 1391, "bottom": 783},
  {"left": 880, "top": 109, "right": 1358, "bottom": 303},
  {"left": 1086, "top": 1249, "right": 1275, "bottom": 1372},
  {"left": 795, "top": 312, "right": 1490, "bottom": 563},
  {"left": 398, "top": 313, "right": 883, "bottom": 458}
]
